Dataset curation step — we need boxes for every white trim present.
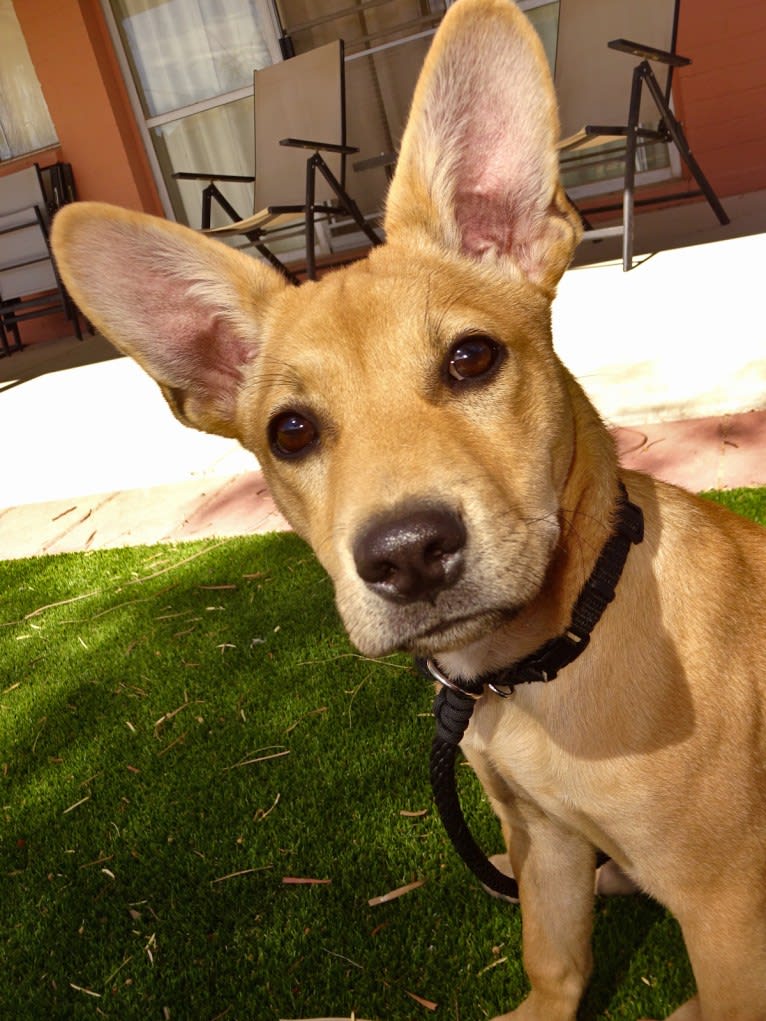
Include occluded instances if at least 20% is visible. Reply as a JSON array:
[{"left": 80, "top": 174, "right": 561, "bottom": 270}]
[
  {"left": 518, "top": 0, "right": 557, "bottom": 11},
  {"left": 567, "top": 165, "right": 676, "bottom": 201},
  {"left": 145, "top": 85, "right": 255, "bottom": 129},
  {"left": 345, "top": 28, "right": 437, "bottom": 61},
  {"left": 99, "top": 0, "right": 174, "bottom": 217}
]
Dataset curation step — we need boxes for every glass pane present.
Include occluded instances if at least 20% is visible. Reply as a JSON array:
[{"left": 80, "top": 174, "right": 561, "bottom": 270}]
[
  {"left": 345, "top": 34, "right": 436, "bottom": 216},
  {"left": 0, "top": 0, "right": 57, "bottom": 160},
  {"left": 110, "top": 0, "right": 276, "bottom": 117},
  {"left": 151, "top": 96, "right": 255, "bottom": 225},
  {"left": 278, "top": 0, "right": 447, "bottom": 54},
  {"left": 560, "top": 138, "right": 670, "bottom": 191},
  {"left": 523, "top": 2, "right": 559, "bottom": 72}
]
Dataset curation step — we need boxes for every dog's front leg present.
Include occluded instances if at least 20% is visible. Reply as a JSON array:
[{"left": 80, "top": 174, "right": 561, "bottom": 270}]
[{"left": 492, "top": 803, "right": 595, "bottom": 1021}]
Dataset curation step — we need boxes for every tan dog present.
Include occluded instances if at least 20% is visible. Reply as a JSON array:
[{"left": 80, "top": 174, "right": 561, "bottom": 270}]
[{"left": 51, "top": 1, "right": 766, "bottom": 1017}]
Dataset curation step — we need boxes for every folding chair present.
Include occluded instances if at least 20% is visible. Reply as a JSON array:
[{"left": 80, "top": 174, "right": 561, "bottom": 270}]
[
  {"left": 176, "top": 41, "right": 381, "bottom": 284},
  {"left": 555, "top": 0, "right": 728, "bottom": 270},
  {"left": 0, "top": 164, "right": 82, "bottom": 354}
]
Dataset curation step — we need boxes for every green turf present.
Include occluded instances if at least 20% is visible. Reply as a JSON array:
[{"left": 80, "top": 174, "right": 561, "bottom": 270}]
[{"left": 2, "top": 487, "right": 764, "bottom": 1020}]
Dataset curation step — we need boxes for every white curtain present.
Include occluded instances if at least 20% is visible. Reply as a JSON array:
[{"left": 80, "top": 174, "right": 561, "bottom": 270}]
[
  {"left": 109, "top": 0, "right": 281, "bottom": 225},
  {"left": 0, "top": 0, "right": 58, "bottom": 161},
  {"left": 112, "top": 0, "right": 278, "bottom": 116}
]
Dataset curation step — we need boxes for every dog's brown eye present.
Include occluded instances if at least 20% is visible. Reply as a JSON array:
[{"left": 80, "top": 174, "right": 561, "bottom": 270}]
[
  {"left": 446, "top": 334, "right": 502, "bottom": 383},
  {"left": 269, "top": 411, "right": 318, "bottom": 458}
]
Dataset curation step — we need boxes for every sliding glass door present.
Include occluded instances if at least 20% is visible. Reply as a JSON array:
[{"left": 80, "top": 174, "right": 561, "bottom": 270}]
[{"left": 105, "top": 0, "right": 282, "bottom": 225}]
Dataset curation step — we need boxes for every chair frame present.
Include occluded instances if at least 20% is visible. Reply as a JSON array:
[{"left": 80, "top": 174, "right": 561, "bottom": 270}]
[
  {"left": 175, "top": 42, "right": 382, "bottom": 283},
  {"left": 177, "top": 139, "right": 380, "bottom": 284},
  {"left": 561, "top": 35, "right": 729, "bottom": 270},
  {"left": 557, "top": 0, "right": 730, "bottom": 270}
]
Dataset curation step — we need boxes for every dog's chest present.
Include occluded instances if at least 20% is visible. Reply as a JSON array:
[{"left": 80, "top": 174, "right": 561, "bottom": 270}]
[{"left": 462, "top": 691, "right": 623, "bottom": 839}]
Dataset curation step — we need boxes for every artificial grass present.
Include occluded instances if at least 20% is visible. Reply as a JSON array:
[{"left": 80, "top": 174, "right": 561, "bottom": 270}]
[{"left": 1, "top": 486, "right": 763, "bottom": 1020}]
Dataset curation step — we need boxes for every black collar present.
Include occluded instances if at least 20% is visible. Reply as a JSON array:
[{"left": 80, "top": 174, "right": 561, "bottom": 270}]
[{"left": 418, "top": 481, "right": 644, "bottom": 698}]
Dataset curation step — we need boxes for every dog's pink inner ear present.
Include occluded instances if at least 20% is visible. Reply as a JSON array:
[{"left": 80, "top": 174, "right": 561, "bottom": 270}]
[
  {"left": 452, "top": 127, "right": 542, "bottom": 260},
  {"left": 146, "top": 295, "right": 259, "bottom": 435},
  {"left": 54, "top": 211, "right": 276, "bottom": 437},
  {"left": 118, "top": 266, "right": 267, "bottom": 437},
  {"left": 384, "top": 3, "right": 579, "bottom": 289},
  {"left": 445, "top": 93, "right": 567, "bottom": 283},
  {"left": 125, "top": 272, "right": 257, "bottom": 382}
]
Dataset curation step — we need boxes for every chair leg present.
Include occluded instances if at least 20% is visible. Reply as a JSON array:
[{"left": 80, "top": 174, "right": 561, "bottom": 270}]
[
  {"left": 246, "top": 235, "right": 299, "bottom": 285},
  {"left": 621, "top": 64, "right": 646, "bottom": 271},
  {"left": 641, "top": 65, "right": 730, "bottom": 228},
  {"left": 312, "top": 154, "right": 383, "bottom": 250},
  {"left": 306, "top": 155, "right": 318, "bottom": 282},
  {"left": 201, "top": 182, "right": 244, "bottom": 230},
  {"left": 0, "top": 301, "right": 23, "bottom": 353},
  {"left": 57, "top": 283, "right": 83, "bottom": 340},
  {"left": 68, "top": 300, "right": 83, "bottom": 340}
]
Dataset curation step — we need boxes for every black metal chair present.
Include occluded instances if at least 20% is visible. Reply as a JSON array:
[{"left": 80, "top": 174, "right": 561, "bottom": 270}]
[
  {"left": 555, "top": 0, "right": 728, "bottom": 270},
  {"left": 174, "top": 41, "right": 381, "bottom": 284},
  {"left": 0, "top": 164, "right": 82, "bottom": 355}
]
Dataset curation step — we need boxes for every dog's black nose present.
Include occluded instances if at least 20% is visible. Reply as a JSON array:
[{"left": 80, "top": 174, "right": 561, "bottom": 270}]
[{"left": 353, "top": 504, "right": 466, "bottom": 603}]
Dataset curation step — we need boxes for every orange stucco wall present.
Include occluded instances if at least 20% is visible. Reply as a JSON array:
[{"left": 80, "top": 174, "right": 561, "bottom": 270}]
[{"left": 13, "top": 0, "right": 162, "bottom": 213}]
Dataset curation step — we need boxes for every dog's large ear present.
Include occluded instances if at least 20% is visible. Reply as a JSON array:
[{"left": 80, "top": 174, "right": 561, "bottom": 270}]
[
  {"left": 384, "top": 0, "right": 580, "bottom": 292},
  {"left": 51, "top": 202, "right": 288, "bottom": 438}
]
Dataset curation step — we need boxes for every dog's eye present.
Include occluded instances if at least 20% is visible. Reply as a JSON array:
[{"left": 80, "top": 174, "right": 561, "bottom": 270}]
[
  {"left": 446, "top": 334, "right": 502, "bottom": 384},
  {"left": 269, "top": 411, "right": 319, "bottom": 458}
]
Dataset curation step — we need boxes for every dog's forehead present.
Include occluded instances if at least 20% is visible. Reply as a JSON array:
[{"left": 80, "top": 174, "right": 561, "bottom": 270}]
[{"left": 262, "top": 247, "right": 547, "bottom": 376}]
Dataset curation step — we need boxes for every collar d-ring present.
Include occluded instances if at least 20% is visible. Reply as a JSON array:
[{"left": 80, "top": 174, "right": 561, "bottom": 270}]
[{"left": 423, "top": 657, "right": 483, "bottom": 699}]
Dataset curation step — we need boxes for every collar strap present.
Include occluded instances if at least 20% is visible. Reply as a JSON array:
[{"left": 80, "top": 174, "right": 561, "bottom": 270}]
[{"left": 419, "top": 482, "right": 643, "bottom": 698}]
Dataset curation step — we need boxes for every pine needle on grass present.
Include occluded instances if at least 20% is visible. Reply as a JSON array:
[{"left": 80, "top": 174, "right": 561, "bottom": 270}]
[
  {"left": 225, "top": 747, "right": 290, "bottom": 769},
  {"left": 211, "top": 865, "right": 273, "bottom": 885}
]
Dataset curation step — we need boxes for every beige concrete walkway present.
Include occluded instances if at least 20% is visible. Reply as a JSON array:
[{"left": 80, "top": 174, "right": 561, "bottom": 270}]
[{"left": 1, "top": 215, "right": 765, "bottom": 561}]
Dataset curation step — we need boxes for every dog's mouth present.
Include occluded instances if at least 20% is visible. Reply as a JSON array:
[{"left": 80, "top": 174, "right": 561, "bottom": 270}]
[{"left": 391, "top": 601, "right": 524, "bottom": 656}]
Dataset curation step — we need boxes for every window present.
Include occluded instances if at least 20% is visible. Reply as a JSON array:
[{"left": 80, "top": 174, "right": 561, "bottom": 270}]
[
  {"left": 276, "top": 0, "right": 448, "bottom": 221},
  {"left": 519, "top": 0, "right": 559, "bottom": 72},
  {"left": 105, "top": 0, "right": 282, "bottom": 225},
  {"left": 0, "top": 0, "right": 57, "bottom": 161}
]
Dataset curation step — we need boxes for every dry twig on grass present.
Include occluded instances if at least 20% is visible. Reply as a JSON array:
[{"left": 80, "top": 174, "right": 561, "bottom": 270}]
[{"left": 367, "top": 879, "right": 426, "bottom": 907}]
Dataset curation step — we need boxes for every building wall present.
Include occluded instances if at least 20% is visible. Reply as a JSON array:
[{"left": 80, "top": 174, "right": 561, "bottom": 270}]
[
  {"left": 12, "top": 0, "right": 162, "bottom": 213},
  {"left": 4, "top": 0, "right": 163, "bottom": 343},
  {"left": 675, "top": 0, "right": 766, "bottom": 197}
]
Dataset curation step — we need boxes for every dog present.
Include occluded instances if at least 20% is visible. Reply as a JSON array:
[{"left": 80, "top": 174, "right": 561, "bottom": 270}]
[{"left": 51, "top": 1, "right": 766, "bottom": 1017}]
